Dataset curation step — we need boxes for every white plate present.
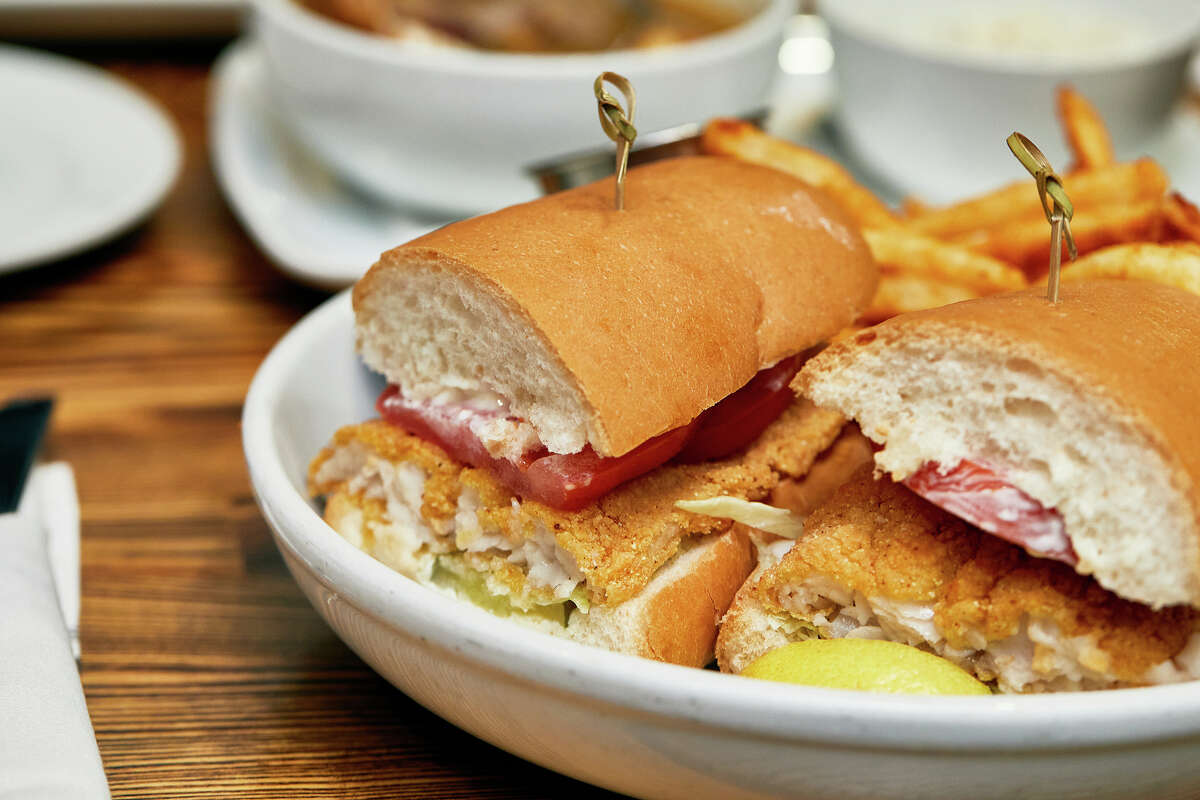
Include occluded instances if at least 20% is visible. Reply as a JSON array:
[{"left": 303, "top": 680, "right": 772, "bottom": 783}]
[
  {"left": 0, "top": 0, "right": 241, "bottom": 38},
  {"left": 242, "top": 291, "right": 1200, "bottom": 800},
  {"left": 210, "top": 40, "right": 452, "bottom": 290},
  {"left": 0, "top": 45, "right": 180, "bottom": 275}
]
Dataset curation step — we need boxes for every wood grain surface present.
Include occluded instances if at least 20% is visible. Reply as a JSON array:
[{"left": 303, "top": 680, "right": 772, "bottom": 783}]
[{"left": 1, "top": 41, "right": 620, "bottom": 799}]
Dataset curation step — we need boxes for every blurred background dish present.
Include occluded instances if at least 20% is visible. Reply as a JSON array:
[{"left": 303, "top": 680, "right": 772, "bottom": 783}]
[
  {"left": 212, "top": 10, "right": 1200, "bottom": 289},
  {"left": 0, "top": 44, "right": 180, "bottom": 274},
  {"left": 211, "top": 40, "right": 449, "bottom": 289},
  {"left": 251, "top": 0, "right": 793, "bottom": 215},
  {"left": 821, "top": 0, "right": 1200, "bottom": 203},
  {"left": 210, "top": 16, "right": 835, "bottom": 288}
]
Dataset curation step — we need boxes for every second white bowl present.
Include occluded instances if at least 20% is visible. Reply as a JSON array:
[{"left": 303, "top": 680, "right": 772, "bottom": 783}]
[{"left": 822, "top": 0, "right": 1200, "bottom": 203}]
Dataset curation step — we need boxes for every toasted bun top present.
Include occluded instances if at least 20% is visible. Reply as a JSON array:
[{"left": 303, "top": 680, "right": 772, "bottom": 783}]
[
  {"left": 797, "top": 279, "right": 1200, "bottom": 608},
  {"left": 842, "top": 279, "right": 1200, "bottom": 485},
  {"left": 354, "top": 155, "right": 877, "bottom": 457}
]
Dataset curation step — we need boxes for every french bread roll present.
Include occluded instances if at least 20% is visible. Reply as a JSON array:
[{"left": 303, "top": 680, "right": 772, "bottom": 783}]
[
  {"left": 353, "top": 155, "right": 877, "bottom": 457},
  {"left": 564, "top": 525, "right": 753, "bottom": 666},
  {"left": 796, "top": 279, "right": 1200, "bottom": 609}
]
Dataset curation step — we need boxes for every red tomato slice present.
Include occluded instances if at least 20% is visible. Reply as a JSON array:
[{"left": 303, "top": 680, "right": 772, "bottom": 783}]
[
  {"left": 518, "top": 423, "right": 697, "bottom": 511},
  {"left": 675, "top": 355, "right": 801, "bottom": 463},
  {"left": 904, "top": 460, "right": 1077, "bottom": 565},
  {"left": 377, "top": 386, "right": 695, "bottom": 511},
  {"left": 377, "top": 385, "right": 535, "bottom": 468},
  {"left": 377, "top": 356, "right": 802, "bottom": 511}
]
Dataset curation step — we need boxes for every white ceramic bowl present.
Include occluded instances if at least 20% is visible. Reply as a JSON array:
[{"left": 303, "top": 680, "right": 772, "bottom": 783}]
[
  {"left": 821, "top": 0, "right": 1200, "bottom": 203},
  {"left": 251, "top": 0, "right": 791, "bottom": 215},
  {"left": 243, "top": 290, "right": 1200, "bottom": 800}
]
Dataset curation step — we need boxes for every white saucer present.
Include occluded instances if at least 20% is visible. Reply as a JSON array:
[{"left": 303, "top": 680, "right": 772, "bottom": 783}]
[
  {"left": 0, "top": 45, "right": 180, "bottom": 275},
  {"left": 210, "top": 40, "right": 453, "bottom": 290},
  {"left": 211, "top": 38, "right": 841, "bottom": 290},
  {"left": 213, "top": 36, "right": 1200, "bottom": 291}
]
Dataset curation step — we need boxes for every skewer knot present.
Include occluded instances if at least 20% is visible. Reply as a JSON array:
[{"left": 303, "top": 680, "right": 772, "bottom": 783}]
[
  {"left": 594, "top": 72, "right": 638, "bottom": 210},
  {"left": 1007, "top": 132, "right": 1078, "bottom": 302}
]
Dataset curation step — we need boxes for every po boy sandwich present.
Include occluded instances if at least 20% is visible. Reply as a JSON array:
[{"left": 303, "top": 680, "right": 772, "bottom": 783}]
[
  {"left": 309, "top": 155, "right": 879, "bottom": 666},
  {"left": 713, "top": 279, "right": 1200, "bottom": 690}
]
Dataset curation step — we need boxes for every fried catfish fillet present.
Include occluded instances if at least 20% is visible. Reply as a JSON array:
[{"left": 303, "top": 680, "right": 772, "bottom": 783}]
[{"left": 718, "top": 469, "right": 1200, "bottom": 692}]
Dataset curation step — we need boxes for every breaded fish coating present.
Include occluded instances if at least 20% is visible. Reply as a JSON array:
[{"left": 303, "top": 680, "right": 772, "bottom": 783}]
[
  {"left": 719, "top": 468, "right": 1200, "bottom": 692},
  {"left": 310, "top": 398, "right": 844, "bottom": 609}
]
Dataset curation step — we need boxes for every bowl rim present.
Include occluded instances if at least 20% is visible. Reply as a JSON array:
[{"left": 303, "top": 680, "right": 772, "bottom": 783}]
[
  {"left": 244, "top": 289, "right": 1200, "bottom": 753},
  {"left": 819, "top": 0, "right": 1200, "bottom": 76},
  {"left": 252, "top": 0, "right": 794, "bottom": 78}
]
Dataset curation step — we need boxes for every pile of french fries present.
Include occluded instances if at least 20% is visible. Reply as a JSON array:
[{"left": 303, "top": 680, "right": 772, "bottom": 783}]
[{"left": 701, "top": 87, "right": 1200, "bottom": 323}]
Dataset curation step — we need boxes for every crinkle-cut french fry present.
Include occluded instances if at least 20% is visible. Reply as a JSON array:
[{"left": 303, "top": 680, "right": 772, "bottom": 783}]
[
  {"left": 907, "top": 159, "right": 1169, "bottom": 239},
  {"left": 1061, "top": 242, "right": 1200, "bottom": 296},
  {"left": 862, "top": 273, "right": 980, "bottom": 324},
  {"left": 700, "top": 118, "right": 900, "bottom": 230},
  {"left": 1057, "top": 85, "right": 1116, "bottom": 171},
  {"left": 955, "top": 199, "right": 1168, "bottom": 279},
  {"left": 863, "top": 228, "right": 1026, "bottom": 294}
]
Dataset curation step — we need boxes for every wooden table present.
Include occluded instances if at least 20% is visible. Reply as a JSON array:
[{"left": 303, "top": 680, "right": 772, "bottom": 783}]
[{"left": 2, "top": 41, "right": 621, "bottom": 799}]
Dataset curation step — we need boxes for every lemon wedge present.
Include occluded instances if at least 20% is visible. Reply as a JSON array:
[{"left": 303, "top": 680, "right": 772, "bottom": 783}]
[{"left": 740, "top": 639, "right": 991, "bottom": 695}]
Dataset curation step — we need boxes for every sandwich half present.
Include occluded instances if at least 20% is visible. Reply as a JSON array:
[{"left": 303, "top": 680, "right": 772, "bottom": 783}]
[
  {"left": 798, "top": 278, "right": 1200, "bottom": 610},
  {"left": 309, "top": 155, "right": 879, "bottom": 666},
  {"left": 716, "top": 468, "right": 1200, "bottom": 692}
]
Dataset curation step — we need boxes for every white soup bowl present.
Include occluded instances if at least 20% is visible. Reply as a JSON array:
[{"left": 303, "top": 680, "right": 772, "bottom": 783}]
[{"left": 253, "top": 0, "right": 792, "bottom": 215}]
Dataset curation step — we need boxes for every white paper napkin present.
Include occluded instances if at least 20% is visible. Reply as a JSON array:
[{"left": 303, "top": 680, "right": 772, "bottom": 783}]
[
  {"left": 37, "top": 464, "right": 80, "bottom": 661},
  {"left": 0, "top": 463, "right": 109, "bottom": 799}
]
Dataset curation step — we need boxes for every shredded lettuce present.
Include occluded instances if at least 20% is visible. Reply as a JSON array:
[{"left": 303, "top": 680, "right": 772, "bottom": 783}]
[
  {"left": 570, "top": 587, "right": 591, "bottom": 614},
  {"left": 675, "top": 496, "right": 806, "bottom": 539}
]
